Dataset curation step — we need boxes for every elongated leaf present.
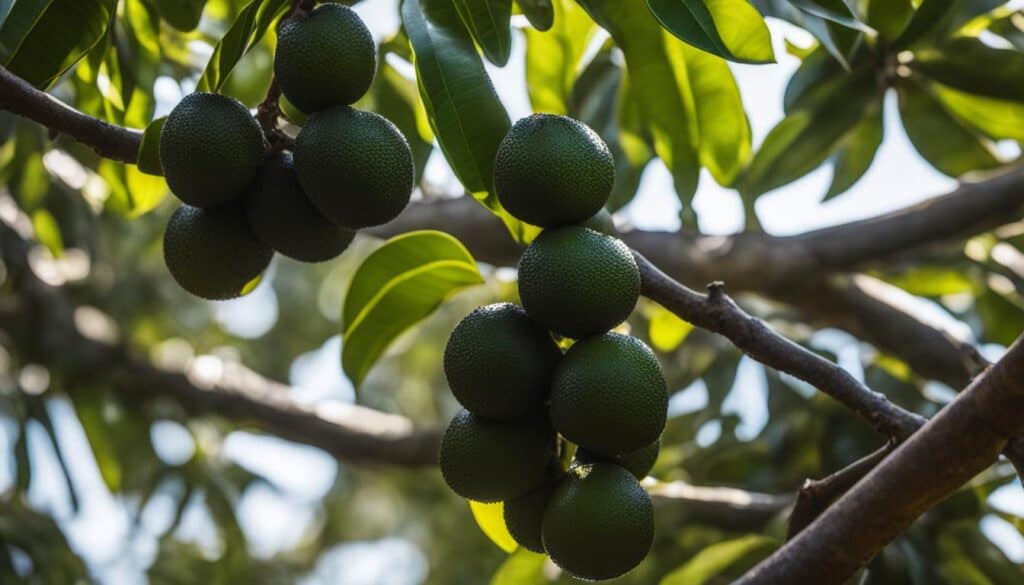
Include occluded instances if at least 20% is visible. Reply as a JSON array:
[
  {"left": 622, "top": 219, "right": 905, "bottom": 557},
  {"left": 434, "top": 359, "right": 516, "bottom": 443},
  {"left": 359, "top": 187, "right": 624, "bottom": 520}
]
[
  {"left": 824, "top": 104, "right": 882, "bottom": 200},
  {"left": 196, "top": 0, "right": 289, "bottom": 92},
  {"left": 783, "top": 47, "right": 842, "bottom": 114},
  {"left": 932, "top": 83, "right": 1024, "bottom": 142},
  {"left": 898, "top": 81, "right": 1001, "bottom": 177},
  {"left": 895, "top": 0, "right": 1003, "bottom": 49},
  {"left": 31, "top": 209, "right": 63, "bottom": 257},
  {"left": 341, "top": 231, "right": 484, "bottom": 387},
  {"left": 790, "top": 0, "right": 871, "bottom": 32},
  {"left": 454, "top": 0, "right": 513, "bottom": 66},
  {"left": 989, "top": 10, "right": 1024, "bottom": 52},
  {"left": 518, "top": 0, "right": 554, "bottom": 30},
  {"left": 643, "top": 0, "right": 775, "bottom": 64},
  {"left": 867, "top": 0, "right": 912, "bottom": 39},
  {"left": 660, "top": 535, "right": 778, "bottom": 585},
  {"left": 525, "top": 0, "right": 595, "bottom": 114},
  {"left": 99, "top": 159, "right": 169, "bottom": 217},
  {"left": 2, "top": 0, "right": 116, "bottom": 88},
  {"left": 648, "top": 304, "right": 693, "bottom": 352},
  {"left": 491, "top": 550, "right": 546, "bottom": 584},
  {"left": 374, "top": 58, "right": 434, "bottom": 181},
  {"left": 137, "top": 116, "right": 167, "bottom": 176},
  {"left": 469, "top": 501, "right": 518, "bottom": 553},
  {"left": 151, "top": 0, "right": 207, "bottom": 32},
  {"left": 740, "top": 69, "right": 878, "bottom": 199},
  {"left": 912, "top": 38, "right": 1024, "bottom": 103}
]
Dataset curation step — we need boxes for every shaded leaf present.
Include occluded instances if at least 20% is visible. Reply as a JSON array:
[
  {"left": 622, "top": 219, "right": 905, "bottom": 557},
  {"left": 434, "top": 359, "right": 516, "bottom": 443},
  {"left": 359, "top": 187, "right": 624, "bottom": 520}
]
[
  {"left": 912, "top": 37, "right": 1024, "bottom": 103},
  {"left": 866, "top": 0, "right": 913, "bottom": 39},
  {"left": 137, "top": 116, "right": 166, "bottom": 176},
  {"left": 454, "top": 0, "right": 513, "bottom": 66},
  {"left": 491, "top": 548, "right": 546, "bottom": 584},
  {"left": 196, "top": 0, "right": 289, "bottom": 92},
  {"left": 152, "top": 0, "right": 207, "bottom": 32},
  {"left": 374, "top": 58, "right": 434, "bottom": 181},
  {"left": 660, "top": 535, "right": 778, "bottom": 584},
  {"left": 341, "top": 231, "right": 484, "bottom": 387},
  {"left": 790, "top": 0, "right": 871, "bottom": 32},
  {"left": 825, "top": 104, "right": 883, "bottom": 200},
  {"left": 100, "top": 159, "right": 169, "bottom": 216},
  {"left": 469, "top": 500, "right": 518, "bottom": 553},
  {"left": 895, "top": 0, "right": 1003, "bottom": 49},
  {"left": 643, "top": 0, "right": 775, "bottom": 64},
  {"left": 517, "top": 0, "right": 554, "bottom": 30},
  {"left": 525, "top": 0, "right": 595, "bottom": 115}
]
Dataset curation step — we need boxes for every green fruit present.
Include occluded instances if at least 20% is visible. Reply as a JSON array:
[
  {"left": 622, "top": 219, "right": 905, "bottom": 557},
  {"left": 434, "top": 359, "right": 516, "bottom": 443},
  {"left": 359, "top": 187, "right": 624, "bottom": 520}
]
[
  {"left": 551, "top": 333, "right": 667, "bottom": 456},
  {"left": 245, "top": 152, "right": 355, "bottom": 263},
  {"left": 163, "top": 205, "right": 273, "bottom": 300},
  {"left": 576, "top": 439, "right": 661, "bottom": 479},
  {"left": 517, "top": 226, "right": 640, "bottom": 339},
  {"left": 581, "top": 208, "right": 618, "bottom": 237},
  {"left": 293, "top": 107, "right": 413, "bottom": 229},
  {"left": 274, "top": 3, "right": 376, "bottom": 113},
  {"left": 504, "top": 465, "right": 563, "bottom": 553},
  {"left": 444, "top": 303, "right": 561, "bottom": 420},
  {"left": 159, "top": 92, "right": 265, "bottom": 208},
  {"left": 542, "top": 463, "right": 654, "bottom": 581},
  {"left": 494, "top": 114, "right": 614, "bottom": 227},
  {"left": 440, "top": 409, "right": 554, "bottom": 503}
]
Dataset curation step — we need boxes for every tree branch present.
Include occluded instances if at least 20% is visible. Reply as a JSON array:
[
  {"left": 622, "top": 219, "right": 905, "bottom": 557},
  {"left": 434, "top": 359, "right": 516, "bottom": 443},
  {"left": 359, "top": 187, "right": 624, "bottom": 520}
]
[{"left": 736, "top": 335, "right": 1024, "bottom": 584}]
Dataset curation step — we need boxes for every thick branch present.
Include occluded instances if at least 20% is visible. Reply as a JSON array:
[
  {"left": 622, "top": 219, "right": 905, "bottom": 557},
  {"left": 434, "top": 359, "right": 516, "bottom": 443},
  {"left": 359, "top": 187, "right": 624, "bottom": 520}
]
[
  {"left": 0, "top": 66, "right": 142, "bottom": 163},
  {"left": 736, "top": 336, "right": 1024, "bottom": 584}
]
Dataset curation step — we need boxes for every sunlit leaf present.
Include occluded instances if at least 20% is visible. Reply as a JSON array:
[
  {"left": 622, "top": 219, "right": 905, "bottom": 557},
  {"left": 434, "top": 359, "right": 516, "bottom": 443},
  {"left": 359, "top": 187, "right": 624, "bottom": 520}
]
[
  {"left": 660, "top": 535, "right": 778, "bottom": 584},
  {"left": 912, "top": 37, "right": 1024, "bottom": 103},
  {"left": 469, "top": 500, "right": 518, "bottom": 553},
  {"left": 100, "top": 159, "right": 169, "bottom": 217},
  {"left": 31, "top": 209, "right": 63, "bottom": 257},
  {"left": 525, "top": 0, "right": 595, "bottom": 115},
  {"left": 491, "top": 548, "right": 546, "bottom": 584},
  {"left": 648, "top": 304, "right": 694, "bottom": 352},
  {"left": 196, "top": 0, "right": 289, "bottom": 92},
  {"left": 931, "top": 83, "right": 1024, "bottom": 142},
  {"left": 454, "top": 0, "right": 513, "bottom": 66},
  {"left": 643, "top": 0, "right": 775, "bottom": 64}
]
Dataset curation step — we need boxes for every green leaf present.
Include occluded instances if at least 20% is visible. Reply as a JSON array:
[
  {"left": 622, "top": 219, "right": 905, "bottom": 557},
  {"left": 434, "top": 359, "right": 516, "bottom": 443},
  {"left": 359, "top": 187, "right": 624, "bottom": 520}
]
[
  {"left": 525, "top": 0, "right": 595, "bottom": 115},
  {"left": 491, "top": 548, "right": 547, "bottom": 584},
  {"left": 740, "top": 68, "right": 878, "bottom": 199},
  {"left": 825, "top": 104, "right": 883, "bottom": 200},
  {"left": 517, "top": 0, "right": 554, "bottom": 30},
  {"left": 100, "top": 159, "right": 169, "bottom": 217},
  {"left": 881, "top": 266, "right": 974, "bottom": 297},
  {"left": 866, "top": 0, "right": 912, "bottom": 39},
  {"left": 894, "top": 0, "right": 1003, "bottom": 49},
  {"left": 790, "top": 0, "right": 871, "bottom": 32},
  {"left": 783, "top": 47, "right": 842, "bottom": 114},
  {"left": 897, "top": 81, "right": 1001, "bottom": 178},
  {"left": 643, "top": 0, "right": 775, "bottom": 64},
  {"left": 151, "top": 0, "right": 207, "bottom": 32},
  {"left": 196, "top": 0, "right": 290, "bottom": 93},
  {"left": 136, "top": 116, "right": 167, "bottom": 176},
  {"left": 71, "top": 391, "right": 122, "bottom": 492},
  {"left": 931, "top": 83, "right": 1024, "bottom": 142},
  {"left": 31, "top": 209, "right": 63, "bottom": 257},
  {"left": 648, "top": 304, "right": 693, "bottom": 352},
  {"left": 660, "top": 535, "right": 778, "bottom": 585},
  {"left": 799, "top": 12, "right": 860, "bottom": 69},
  {"left": 989, "top": 10, "right": 1024, "bottom": 52},
  {"left": 912, "top": 37, "right": 1024, "bottom": 103},
  {"left": 469, "top": 500, "right": 518, "bottom": 553},
  {"left": 1, "top": 0, "right": 117, "bottom": 88},
  {"left": 374, "top": 58, "right": 434, "bottom": 182},
  {"left": 454, "top": 0, "right": 513, "bottom": 66},
  {"left": 341, "top": 231, "right": 484, "bottom": 387}
]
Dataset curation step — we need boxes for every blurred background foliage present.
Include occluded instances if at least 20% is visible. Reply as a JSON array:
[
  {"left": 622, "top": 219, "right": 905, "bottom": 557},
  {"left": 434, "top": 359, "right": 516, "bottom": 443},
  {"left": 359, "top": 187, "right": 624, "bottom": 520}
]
[{"left": 2, "top": 0, "right": 1024, "bottom": 583}]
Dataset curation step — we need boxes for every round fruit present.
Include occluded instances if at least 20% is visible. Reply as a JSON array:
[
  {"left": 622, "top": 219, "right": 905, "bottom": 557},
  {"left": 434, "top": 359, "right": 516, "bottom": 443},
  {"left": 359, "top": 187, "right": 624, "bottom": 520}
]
[
  {"left": 274, "top": 3, "right": 376, "bottom": 113},
  {"left": 163, "top": 205, "right": 273, "bottom": 300},
  {"left": 159, "top": 92, "right": 265, "bottom": 208},
  {"left": 517, "top": 226, "right": 640, "bottom": 339},
  {"left": 576, "top": 439, "right": 661, "bottom": 479},
  {"left": 245, "top": 152, "right": 355, "bottom": 263},
  {"left": 543, "top": 463, "right": 654, "bottom": 581},
  {"left": 444, "top": 303, "right": 561, "bottom": 420},
  {"left": 550, "top": 333, "right": 667, "bottom": 456},
  {"left": 504, "top": 467, "right": 562, "bottom": 553},
  {"left": 293, "top": 107, "right": 413, "bottom": 229},
  {"left": 439, "top": 410, "right": 554, "bottom": 503},
  {"left": 494, "top": 114, "right": 614, "bottom": 227}
]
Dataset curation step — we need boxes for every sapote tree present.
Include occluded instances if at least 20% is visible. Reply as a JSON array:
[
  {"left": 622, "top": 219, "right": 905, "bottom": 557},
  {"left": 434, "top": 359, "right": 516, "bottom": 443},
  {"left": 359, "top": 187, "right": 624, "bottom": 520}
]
[{"left": 3, "top": 0, "right": 1024, "bottom": 583}]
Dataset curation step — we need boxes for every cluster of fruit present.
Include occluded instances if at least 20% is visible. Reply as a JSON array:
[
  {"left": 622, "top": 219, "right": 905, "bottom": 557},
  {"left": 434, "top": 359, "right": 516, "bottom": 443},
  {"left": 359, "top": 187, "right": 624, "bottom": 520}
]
[
  {"left": 440, "top": 114, "right": 669, "bottom": 581},
  {"left": 159, "top": 4, "right": 413, "bottom": 299}
]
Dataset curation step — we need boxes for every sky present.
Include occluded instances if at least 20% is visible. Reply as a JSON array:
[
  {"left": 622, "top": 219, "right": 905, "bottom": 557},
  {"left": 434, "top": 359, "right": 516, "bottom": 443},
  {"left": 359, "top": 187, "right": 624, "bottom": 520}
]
[{"left": 4, "top": 2, "right": 1024, "bottom": 583}]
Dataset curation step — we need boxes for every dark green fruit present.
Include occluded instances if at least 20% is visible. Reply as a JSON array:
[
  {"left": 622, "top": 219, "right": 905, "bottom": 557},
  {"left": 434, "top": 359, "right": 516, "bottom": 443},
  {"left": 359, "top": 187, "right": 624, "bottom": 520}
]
[
  {"left": 494, "top": 114, "right": 614, "bottom": 227},
  {"left": 576, "top": 439, "right": 661, "bottom": 479},
  {"left": 542, "top": 463, "right": 654, "bottom": 581},
  {"left": 440, "top": 410, "right": 554, "bottom": 503},
  {"left": 163, "top": 205, "right": 273, "bottom": 300},
  {"left": 245, "top": 152, "right": 355, "bottom": 263},
  {"left": 551, "top": 333, "right": 667, "bottom": 456},
  {"left": 444, "top": 303, "right": 561, "bottom": 420},
  {"left": 504, "top": 465, "right": 563, "bottom": 553},
  {"left": 274, "top": 3, "right": 376, "bottom": 113},
  {"left": 293, "top": 107, "right": 413, "bottom": 229},
  {"left": 159, "top": 92, "right": 265, "bottom": 208},
  {"left": 517, "top": 226, "right": 640, "bottom": 339}
]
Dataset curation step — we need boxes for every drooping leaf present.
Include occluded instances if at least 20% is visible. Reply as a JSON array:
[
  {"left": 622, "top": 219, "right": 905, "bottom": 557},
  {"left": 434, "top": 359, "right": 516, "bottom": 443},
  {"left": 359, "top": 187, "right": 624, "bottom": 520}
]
[
  {"left": 517, "top": 0, "right": 554, "bottom": 30},
  {"left": 824, "top": 104, "right": 883, "bottom": 200},
  {"left": 897, "top": 81, "right": 1002, "bottom": 178},
  {"left": 643, "top": 0, "right": 775, "bottom": 64},
  {"left": 374, "top": 58, "right": 434, "bottom": 181},
  {"left": 1, "top": 0, "right": 117, "bottom": 88},
  {"left": 894, "top": 0, "right": 1003, "bottom": 49},
  {"left": 99, "top": 159, "right": 169, "bottom": 217},
  {"left": 136, "top": 116, "right": 167, "bottom": 176},
  {"left": 912, "top": 37, "right": 1024, "bottom": 103},
  {"left": 783, "top": 46, "right": 842, "bottom": 114},
  {"left": 196, "top": 0, "right": 290, "bottom": 93},
  {"left": 151, "top": 0, "right": 207, "bottom": 32},
  {"left": 31, "top": 209, "right": 63, "bottom": 257},
  {"left": 469, "top": 500, "right": 518, "bottom": 553},
  {"left": 932, "top": 83, "right": 1024, "bottom": 142},
  {"left": 525, "top": 0, "right": 595, "bottom": 115},
  {"left": 866, "top": 0, "right": 913, "bottom": 39},
  {"left": 454, "top": 0, "right": 513, "bottom": 66},
  {"left": 660, "top": 535, "right": 778, "bottom": 584},
  {"left": 790, "top": 0, "right": 870, "bottom": 32},
  {"left": 341, "top": 231, "right": 484, "bottom": 388},
  {"left": 799, "top": 11, "right": 861, "bottom": 69}
]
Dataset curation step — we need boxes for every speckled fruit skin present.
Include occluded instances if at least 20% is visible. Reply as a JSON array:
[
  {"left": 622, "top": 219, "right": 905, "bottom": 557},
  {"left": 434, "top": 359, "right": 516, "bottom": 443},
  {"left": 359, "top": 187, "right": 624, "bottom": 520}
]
[
  {"left": 159, "top": 92, "right": 265, "bottom": 208},
  {"left": 504, "top": 468, "right": 561, "bottom": 553},
  {"left": 245, "top": 152, "right": 355, "bottom": 263},
  {"left": 542, "top": 463, "right": 654, "bottom": 581},
  {"left": 293, "top": 106, "right": 414, "bottom": 229},
  {"left": 163, "top": 205, "right": 273, "bottom": 300},
  {"left": 517, "top": 226, "right": 640, "bottom": 339},
  {"left": 439, "top": 410, "right": 554, "bottom": 503},
  {"left": 274, "top": 3, "right": 376, "bottom": 113},
  {"left": 494, "top": 114, "right": 614, "bottom": 227},
  {"left": 550, "top": 333, "right": 667, "bottom": 456},
  {"left": 443, "top": 303, "right": 561, "bottom": 420},
  {"left": 576, "top": 439, "right": 661, "bottom": 479}
]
